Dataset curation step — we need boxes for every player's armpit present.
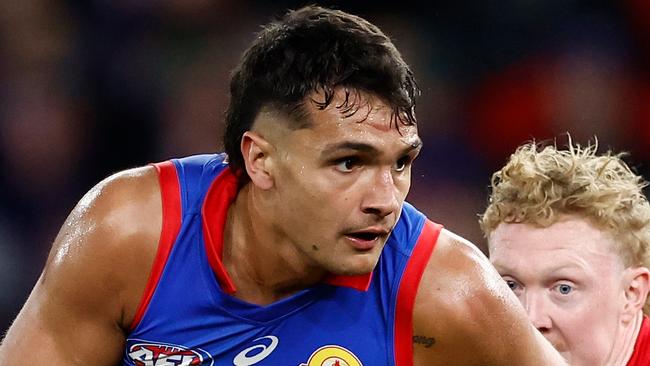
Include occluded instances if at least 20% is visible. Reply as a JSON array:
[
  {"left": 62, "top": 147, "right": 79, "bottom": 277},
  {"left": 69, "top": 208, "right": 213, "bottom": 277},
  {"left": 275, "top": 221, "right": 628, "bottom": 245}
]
[
  {"left": 411, "top": 229, "right": 568, "bottom": 366},
  {"left": 0, "top": 166, "right": 161, "bottom": 366}
]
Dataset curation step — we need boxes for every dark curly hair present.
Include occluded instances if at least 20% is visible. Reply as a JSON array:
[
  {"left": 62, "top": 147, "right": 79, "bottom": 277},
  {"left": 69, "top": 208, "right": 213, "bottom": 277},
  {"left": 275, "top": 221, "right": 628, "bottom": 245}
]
[{"left": 223, "top": 5, "right": 419, "bottom": 182}]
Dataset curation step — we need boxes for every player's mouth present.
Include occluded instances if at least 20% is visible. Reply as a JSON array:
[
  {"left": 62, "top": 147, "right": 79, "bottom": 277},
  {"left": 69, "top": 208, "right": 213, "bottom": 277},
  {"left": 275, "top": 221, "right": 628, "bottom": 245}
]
[{"left": 344, "top": 227, "right": 390, "bottom": 251}]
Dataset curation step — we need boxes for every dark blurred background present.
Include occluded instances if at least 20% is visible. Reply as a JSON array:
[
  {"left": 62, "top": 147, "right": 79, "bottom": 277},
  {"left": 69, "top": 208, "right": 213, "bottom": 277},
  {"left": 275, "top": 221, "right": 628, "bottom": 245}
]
[{"left": 1, "top": 0, "right": 649, "bottom": 333}]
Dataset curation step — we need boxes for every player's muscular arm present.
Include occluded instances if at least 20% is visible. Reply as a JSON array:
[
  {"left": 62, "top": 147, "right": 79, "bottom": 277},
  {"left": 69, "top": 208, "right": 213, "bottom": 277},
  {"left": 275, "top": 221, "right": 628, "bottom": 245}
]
[
  {"left": 412, "top": 229, "right": 567, "bottom": 366},
  {"left": 0, "top": 166, "right": 161, "bottom": 366}
]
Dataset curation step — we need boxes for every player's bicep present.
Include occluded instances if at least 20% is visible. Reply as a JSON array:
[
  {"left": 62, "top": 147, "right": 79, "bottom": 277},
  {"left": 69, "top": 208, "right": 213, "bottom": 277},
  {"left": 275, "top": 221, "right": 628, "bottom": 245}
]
[
  {"left": 0, "top": 206, "right": 126, "bottom": 364},
  {"left": 412, "top": 231, "right": 500, "bottom": 364},
  {"left": 0, "top": 272, "right": 125, "bottom": 365}
]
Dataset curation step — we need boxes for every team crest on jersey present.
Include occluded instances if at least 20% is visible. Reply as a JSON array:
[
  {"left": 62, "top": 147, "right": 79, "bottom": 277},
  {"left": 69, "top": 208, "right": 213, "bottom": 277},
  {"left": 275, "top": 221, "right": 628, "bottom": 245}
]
[
  {"left": 299, "top": 345, "right": 363, "bottom": 366},
  {"left": 126, "top": 339, "right": 214, "bottom": 366}
]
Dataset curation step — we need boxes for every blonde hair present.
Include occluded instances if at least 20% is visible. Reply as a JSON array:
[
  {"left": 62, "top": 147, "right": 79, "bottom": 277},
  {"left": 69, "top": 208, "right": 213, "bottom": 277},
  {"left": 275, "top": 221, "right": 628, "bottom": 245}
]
[{"left": 480, "top": 139, "right": 650, "bottom": 312}]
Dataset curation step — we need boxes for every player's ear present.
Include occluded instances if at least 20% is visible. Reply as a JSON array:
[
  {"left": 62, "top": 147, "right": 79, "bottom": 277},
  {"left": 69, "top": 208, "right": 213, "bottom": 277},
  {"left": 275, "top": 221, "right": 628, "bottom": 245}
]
[
  {"left": 621, "top": 266, "right": 650, "bottom": 322},
  {"left": 241, "top": 131, "right": 274, "bottom": 190}
]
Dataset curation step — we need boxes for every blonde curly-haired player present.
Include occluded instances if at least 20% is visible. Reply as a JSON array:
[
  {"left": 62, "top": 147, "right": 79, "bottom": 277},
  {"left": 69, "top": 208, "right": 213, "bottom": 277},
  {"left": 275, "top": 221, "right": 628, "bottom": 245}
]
[{"left": 482, "top": 139, "right": 650, "bottom": 366}]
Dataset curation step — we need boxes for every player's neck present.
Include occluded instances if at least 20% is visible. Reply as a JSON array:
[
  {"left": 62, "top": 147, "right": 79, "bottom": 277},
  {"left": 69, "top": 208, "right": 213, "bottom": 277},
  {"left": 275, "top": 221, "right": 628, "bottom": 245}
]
[
  {"left": 222, "top": 185, "right": 327, "bottom": 305},
  {"left": 606, "top": 310, "right": 643, "bottom": 366}
]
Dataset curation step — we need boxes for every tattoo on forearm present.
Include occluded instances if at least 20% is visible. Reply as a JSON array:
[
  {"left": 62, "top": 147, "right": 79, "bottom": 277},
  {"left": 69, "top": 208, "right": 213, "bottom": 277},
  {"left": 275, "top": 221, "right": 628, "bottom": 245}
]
[{"left": 413, "top": 334, "right": 435, "bottom": 348}]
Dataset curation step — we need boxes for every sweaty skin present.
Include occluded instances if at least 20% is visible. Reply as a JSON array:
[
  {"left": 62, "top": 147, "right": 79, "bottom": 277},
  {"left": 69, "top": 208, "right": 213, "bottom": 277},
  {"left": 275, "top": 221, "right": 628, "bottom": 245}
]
[{"left": 0, "top": 89, "right": 566, "bottom": 366}]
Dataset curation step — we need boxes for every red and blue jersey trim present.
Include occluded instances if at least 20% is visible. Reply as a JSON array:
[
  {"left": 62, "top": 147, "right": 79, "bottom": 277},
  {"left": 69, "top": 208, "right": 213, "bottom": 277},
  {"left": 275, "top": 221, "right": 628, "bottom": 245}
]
[
  {"left": 394, "top": 220, "right": 442, "bottom": 366},
  {"left": 130, "top": 161, "right": 183, "bottom": 330},
  {"left": 132, "top": 159, "right": 377, "bottom": 329}
]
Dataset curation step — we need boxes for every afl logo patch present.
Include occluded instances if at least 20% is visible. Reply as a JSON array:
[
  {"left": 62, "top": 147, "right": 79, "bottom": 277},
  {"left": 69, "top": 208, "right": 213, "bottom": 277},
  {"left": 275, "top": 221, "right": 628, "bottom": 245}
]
[
  {"left": 126, "top": 339, "right": 214, "bottom": 366},
  {"left": 299, "top": 345, "right": 363, "bottom": 366}
]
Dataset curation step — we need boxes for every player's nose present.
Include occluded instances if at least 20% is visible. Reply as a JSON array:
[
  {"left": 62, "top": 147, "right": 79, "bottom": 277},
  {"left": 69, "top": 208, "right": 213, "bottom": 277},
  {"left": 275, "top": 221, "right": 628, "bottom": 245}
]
[
  {"left": 361, "top": 168, "right": 400, "bottom": 218},
  {"left": 523, "top": 291, "right": 553, "bottom": 333}
]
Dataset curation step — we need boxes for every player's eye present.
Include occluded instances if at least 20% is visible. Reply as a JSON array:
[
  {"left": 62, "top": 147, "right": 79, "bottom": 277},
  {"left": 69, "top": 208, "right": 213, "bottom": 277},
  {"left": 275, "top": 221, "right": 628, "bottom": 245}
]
[
  {"left": 505, "top": 280, "right": 520, "bottom": 291},
  {"left": 395, "top": 156, "right": 410, "bottom": 172},
  {"left": 555, "top": 283, "right": 574, "bottom": 295},
  {"left": 502, "top": 277, "right": 524, "bottom": 297},
  {"left": 334, "top": 157, "right": 360, "bottom": 173}
]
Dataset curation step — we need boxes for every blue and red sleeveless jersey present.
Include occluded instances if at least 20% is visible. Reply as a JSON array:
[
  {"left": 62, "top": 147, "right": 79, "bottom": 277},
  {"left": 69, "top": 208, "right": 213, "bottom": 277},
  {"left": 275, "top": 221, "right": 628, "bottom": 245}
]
[{"left": 123, "top": 154, "right": 441, "bottom": 366}]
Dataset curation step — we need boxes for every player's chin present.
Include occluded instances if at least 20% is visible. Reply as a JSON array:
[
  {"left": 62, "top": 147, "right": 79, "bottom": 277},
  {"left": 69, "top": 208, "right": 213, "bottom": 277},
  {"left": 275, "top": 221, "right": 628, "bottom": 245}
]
[{"left": 326, "top": 251, "right": 380, "bottom": 276}]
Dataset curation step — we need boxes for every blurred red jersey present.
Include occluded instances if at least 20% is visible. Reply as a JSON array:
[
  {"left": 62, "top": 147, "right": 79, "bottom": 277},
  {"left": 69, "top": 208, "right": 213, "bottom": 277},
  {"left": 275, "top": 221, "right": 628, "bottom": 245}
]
[{"left": 628, "top": 316, "right": 649, "bottom": 366}]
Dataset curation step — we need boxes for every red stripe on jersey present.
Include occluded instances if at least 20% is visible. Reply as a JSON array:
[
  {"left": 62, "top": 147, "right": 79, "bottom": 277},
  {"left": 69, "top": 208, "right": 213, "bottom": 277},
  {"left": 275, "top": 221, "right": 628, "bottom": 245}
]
[
  {"left": 394, "top": 220, "right": 442, "bottom": 366},
  {"left": 324, "top": 271, "right": 373, "bottom": 292},
  {"left": 129, "top": 161, "right": 183, "bottom": 330},
  {"left": 201, "top": 167, "right": 238, "bottom": 294}
]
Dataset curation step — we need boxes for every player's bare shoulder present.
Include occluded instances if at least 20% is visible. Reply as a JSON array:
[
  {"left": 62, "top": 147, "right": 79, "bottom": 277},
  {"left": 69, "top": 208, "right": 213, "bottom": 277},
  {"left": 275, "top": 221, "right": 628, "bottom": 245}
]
[
  {"left": 419, "top": 229, "right": 511, "bottom": 313},
  {"left": 42, "top": 165, "right": 163, "bottom": 327},
  {"left": 412, "top": 229, "right": 565, "bottom": 365},
  {"left": 412, "top": 229, "right": 508, "bottom": 362}
]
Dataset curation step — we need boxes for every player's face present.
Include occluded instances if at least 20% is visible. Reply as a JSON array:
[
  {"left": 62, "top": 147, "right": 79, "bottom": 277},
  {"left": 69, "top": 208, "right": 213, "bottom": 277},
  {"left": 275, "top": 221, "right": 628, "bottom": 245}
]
[
  {"left": 269, "top": 89, "right": 421, "bottom": 276},
  {"left": 488, "top": 216, "right": 628, "bottom": 366}
]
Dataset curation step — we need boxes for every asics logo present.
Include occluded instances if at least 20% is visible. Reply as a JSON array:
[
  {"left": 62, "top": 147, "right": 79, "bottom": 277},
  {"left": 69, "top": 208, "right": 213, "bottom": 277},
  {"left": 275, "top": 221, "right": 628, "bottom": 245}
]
[{"left": 233, "top": 336, "right": 279, "bottom": 366}]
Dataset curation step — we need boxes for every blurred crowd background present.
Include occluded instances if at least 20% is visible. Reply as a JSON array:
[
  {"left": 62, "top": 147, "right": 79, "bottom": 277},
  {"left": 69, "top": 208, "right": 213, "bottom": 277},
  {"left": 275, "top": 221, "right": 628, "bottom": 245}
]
[{"left": 1, "top": 0, "right": 649, "bottom": 333}]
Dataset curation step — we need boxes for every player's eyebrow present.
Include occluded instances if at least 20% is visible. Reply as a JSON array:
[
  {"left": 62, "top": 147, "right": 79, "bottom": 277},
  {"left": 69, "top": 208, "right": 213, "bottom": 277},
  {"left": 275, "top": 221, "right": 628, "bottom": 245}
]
[
  {"left": 321, "top": 139, "right": 423, "bottom": 157},
  {"left": 321, "top": 142, "right": 379, "bottom": 156}
]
